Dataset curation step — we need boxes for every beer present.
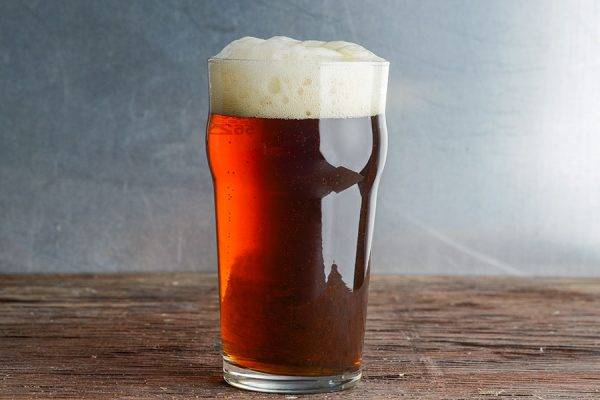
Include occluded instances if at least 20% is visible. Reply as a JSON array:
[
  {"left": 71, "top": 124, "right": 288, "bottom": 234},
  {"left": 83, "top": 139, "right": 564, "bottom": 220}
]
[
  {"left": 208, "top": 113, "right": 386, "bottom": 375},
  {"left": 207, "top": 36, "right": 388, "bottom": 393}
]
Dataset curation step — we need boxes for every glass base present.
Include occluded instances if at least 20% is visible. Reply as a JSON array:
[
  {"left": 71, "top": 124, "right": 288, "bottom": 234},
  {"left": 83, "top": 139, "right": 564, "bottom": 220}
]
[{"left": 222, "top": 359, "right": 361, "bottom": 394}]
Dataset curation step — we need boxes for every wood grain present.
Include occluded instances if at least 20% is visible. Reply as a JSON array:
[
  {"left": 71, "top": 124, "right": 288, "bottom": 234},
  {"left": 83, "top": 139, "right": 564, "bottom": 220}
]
[{"left": 0, "top": 273, "right": 598, "bottom": 399}]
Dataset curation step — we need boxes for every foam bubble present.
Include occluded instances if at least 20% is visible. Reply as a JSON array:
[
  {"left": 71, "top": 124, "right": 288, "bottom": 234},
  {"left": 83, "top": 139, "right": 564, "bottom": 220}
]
[{"left": 209, "top": 36, "right": 388, "bottom": 119}]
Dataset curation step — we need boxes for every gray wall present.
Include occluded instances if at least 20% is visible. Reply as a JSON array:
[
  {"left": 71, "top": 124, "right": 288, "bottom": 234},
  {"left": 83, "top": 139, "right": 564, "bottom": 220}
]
[{"left": 1, "top": 0, "right": 600, "bottom": 276}]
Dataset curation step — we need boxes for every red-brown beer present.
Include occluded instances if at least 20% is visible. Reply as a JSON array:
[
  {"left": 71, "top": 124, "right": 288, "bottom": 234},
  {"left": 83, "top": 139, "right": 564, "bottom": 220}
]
[{"left": 207, "top": 113, "right": 387, "bottom": 376}]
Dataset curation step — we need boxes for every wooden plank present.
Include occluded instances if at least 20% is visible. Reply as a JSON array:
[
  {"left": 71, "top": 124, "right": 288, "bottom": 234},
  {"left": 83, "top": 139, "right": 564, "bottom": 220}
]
[{"left": 0, "top": 273, "right": 598, "bottom": 399}]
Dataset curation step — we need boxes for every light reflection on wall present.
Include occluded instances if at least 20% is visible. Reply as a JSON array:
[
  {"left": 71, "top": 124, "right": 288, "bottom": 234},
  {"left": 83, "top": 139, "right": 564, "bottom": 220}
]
[{"left": 376, "top": 0, "right": 600, "bottom": 275}]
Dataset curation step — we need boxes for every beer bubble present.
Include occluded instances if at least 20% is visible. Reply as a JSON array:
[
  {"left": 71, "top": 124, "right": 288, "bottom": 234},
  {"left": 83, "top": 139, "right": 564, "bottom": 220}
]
[{"left": 268, "top": 77, "right": 281, "bottom": 94}]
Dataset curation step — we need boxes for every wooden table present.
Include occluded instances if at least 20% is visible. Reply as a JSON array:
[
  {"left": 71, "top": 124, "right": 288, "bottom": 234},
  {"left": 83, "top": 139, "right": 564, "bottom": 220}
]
[{"left": 0, "top": 274, "right": 598, "bottom": 399}]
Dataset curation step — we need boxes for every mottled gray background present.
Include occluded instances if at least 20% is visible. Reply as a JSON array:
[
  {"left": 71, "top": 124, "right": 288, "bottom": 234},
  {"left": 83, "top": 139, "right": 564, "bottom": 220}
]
[{"left": 1, "top": 0, "right": 600, "bottom": 276}]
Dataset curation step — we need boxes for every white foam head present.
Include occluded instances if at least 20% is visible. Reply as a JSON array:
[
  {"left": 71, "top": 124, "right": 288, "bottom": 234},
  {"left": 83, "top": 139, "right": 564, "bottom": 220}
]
[{"left": 209, "top": 36, "right": 388, "bottom": 119}]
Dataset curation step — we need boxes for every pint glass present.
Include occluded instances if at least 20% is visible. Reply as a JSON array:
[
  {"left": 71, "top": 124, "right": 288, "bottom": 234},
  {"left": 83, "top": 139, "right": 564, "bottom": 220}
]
[{"left": 207, "top": 55, "right": 388, "bottom": 393}]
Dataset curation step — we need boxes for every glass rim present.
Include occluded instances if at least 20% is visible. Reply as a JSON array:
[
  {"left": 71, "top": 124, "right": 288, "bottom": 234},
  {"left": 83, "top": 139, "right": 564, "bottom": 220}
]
[{"left": 208, "top": 57, "right": 389, "bottom": 66}]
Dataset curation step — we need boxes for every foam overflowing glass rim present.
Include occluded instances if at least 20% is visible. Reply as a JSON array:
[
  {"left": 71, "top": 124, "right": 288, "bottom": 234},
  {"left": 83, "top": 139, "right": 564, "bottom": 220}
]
[
  {"left": 208, "top": 58, "right": 389, "bottom": 65},
  {"left": 208, "top": 55, "right": 389, "bottom": 119}
]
